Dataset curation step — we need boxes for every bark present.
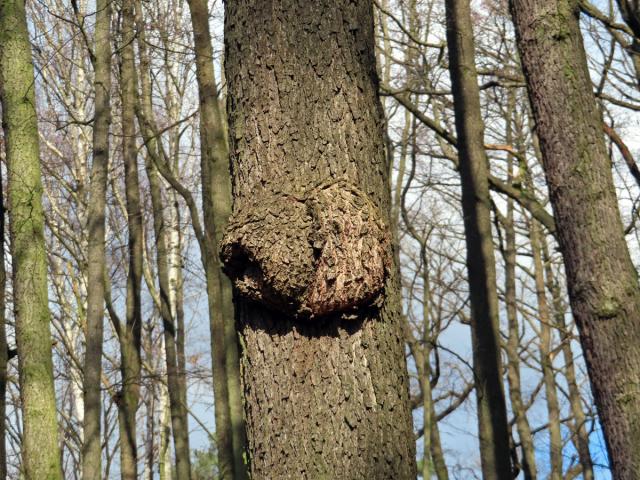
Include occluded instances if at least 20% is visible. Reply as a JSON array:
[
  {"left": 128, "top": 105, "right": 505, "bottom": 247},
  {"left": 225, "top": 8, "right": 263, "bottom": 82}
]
[
  {"left": 0, "top": 1, "right": 63, "bottom": 478},
  {"left": 529, "top": 219, "right": 563, "bottom": 479},
  {"left": 444, "top": 1, "right": 512, "bottom": 477},
  {"left": 222, "top": 1, "right": 416, "bottom": 478},
  {"left": 117, "top": 2, "right": 142, "bottom": 478},
  {"left": 510, "top": 1, "right": 640, "bottom": 476},
  {"left": 185, "top": 1, "right": 247, "bottom": 478},
  {"left": 80, "top": 0, "right": 111, "bottom": 477}
]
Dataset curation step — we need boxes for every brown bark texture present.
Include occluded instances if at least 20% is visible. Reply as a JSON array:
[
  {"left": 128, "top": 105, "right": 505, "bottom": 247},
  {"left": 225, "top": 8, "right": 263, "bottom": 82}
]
[
  {"left": 222, "top": 1, "right": 416, "bottom": 478},
  {"left": 510, "top": 0, "right": 640, "bottom": 477}
]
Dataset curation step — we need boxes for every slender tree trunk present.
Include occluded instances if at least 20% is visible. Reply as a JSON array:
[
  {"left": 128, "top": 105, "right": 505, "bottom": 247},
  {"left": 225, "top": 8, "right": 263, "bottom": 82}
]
[
  {"left": 502, "top": 200, "right": 537, "bottom": 480},
  {"left": 185, "top": 1, "right": 247, "bottom": 478},
  {"left": 133, "top": 6, "right": 191, "bottom": 476},
  {"left": 444, "top": 1, "right": 512, "bottom": 477},
  {"left": 145, "top": 158, "right": 192, "bottom": 480},
  {"left": 542, "top": 238, "right": 594, "bottom": 480},
  {"left": 117, "top": 2, "right": 142, "bottom": 478},
  {"left": 501, "top": 96, "right": 537, "bottom": 480},
  {"left": 79, "top": 0, "right": 111, "bottom": 477},
  {"left": 510, "top": 1, "right": 640, "bottom": 476},
  {"left": 222, "top": 1, "right": 416, "bottom": 478},
  {"left": 420, "top": 250, "right": 432, "bottom": 480},
  {"left": 0, "top": 1, "right": 63, "bottom": 478},
  {"left": 143, "top": 131, "right": 192, "bottom": 480},
  {"left": 529, "top": 219, "right": 563, "bottom": 479},
  {"left": 430, "top": 400, "right": 449, "bottom": 480}
]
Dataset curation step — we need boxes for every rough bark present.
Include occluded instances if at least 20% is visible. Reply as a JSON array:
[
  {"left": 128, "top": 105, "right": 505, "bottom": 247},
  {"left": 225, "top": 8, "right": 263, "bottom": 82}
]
[
  {"left": 510, "top": 0, "right": 640, "bottom": 476},
  {"left": 222, "top": 1, "right": 416, "bottom": 478},
  {"left": 117, "top": 2, "right": 142, "bottom": 478},
  {"left": 0, "top": 0, "right": 63, "bottom": 478},
  {"left": 185, "top": 1, "right": 247, "bottom": 477},
  {"left": 444, "top": 1, "right": 512, "bottom": 477}
]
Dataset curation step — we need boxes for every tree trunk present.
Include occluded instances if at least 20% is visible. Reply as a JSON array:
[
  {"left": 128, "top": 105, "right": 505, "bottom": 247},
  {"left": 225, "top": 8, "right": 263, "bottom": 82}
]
[
  {"left": 444, "top": 1, "right": 512, "bottom": 477},
  {"left": 529, "top": 218, "right": 563, "bottom": 479},
  {"left": 501, "top": 96, "right": 537, "bottom": 480},
  {"left": 222, "top": 1, "right": 416, "bottom": 478},
  {"left": 185, "top": 1, "right": 247, "bottom": 477},
  {"left": 510, "top": 1, "right": 640, "bottom": 476},
  {"left": 502, "top": 199, "right": 537, "bottom": 480},
  {"left": 79, "top": 0, "right": 111, "bottom": 476},
  {"left": 542, "top": 238, "right": 594, "bottom": 480},
  {"left": 133, "top": 5, "right": 192, "bottom": 476},
  {"left": 117, "top": 2, "right": 142, "bottom": 478},
  {"left": 0, "top": 1, "right": 63, "bottom": 478}
]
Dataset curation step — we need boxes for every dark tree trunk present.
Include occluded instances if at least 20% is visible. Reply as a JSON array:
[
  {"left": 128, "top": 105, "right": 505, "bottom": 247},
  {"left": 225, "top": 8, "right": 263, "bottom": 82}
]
[
  {"left": 510, "top": 1, "right": 640, "bottom": 476},
  {"left": 222, "top": 1, "right": 416, "bottom": 478},
  {"left": 81, "top": 0, "right": 111, "bottom": 477},
  {"left": 444, "top": 1, "right": 512, "bottom": 478},
  {"left": 117, "top": 2, "right": 142, "bottom": 478}
]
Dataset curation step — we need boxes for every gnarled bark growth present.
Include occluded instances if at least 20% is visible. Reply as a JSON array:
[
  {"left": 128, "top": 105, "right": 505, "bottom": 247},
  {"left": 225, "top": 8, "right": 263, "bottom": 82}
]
[{"left": 221, "top": 179, "right": 391, "bottom": 318}]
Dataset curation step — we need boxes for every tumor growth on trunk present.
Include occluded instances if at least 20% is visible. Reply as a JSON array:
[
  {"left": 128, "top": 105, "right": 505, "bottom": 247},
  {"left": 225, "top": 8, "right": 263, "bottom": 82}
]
[{"left": 221, "top": 179, "right": 391, "bottom": 318}]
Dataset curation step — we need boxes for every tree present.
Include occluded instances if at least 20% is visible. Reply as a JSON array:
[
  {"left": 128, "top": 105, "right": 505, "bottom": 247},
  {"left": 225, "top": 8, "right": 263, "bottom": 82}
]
[
  {"left": 81, "top": 0, "right": 112, "bottom": 477},
  {"left": 444, "top": 0, "right": 512, "bottom": 477},
  {"left": 221, "top": 1, "right": 416, "bottom": 478},
  {"left": 510, "top": 0, "right": 640, "bottom": 476},
  {"left": 185, "top": 0, "right": 247, "bottom": 477},
  {"left": 133, "top": 5, "right": 192, "bottom": 477},
  {"left": 0, "top": 0, "right": 63, "bottom": 478},
  {"left": 117, "top": 1, "right": 143, "bottom": 478}
]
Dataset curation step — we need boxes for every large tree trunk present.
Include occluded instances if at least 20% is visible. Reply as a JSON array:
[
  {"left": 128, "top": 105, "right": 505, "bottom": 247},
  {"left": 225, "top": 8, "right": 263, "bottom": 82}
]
[
  {"left": 510, "top": 1, "right": 640, "bottom": 476},
  {"left": 185, "top": 1, "right": 247, "bottom": 478},
  {"left": 0, "top": 1, "right": 63, "bottom": 478},
  {"left": 444, "top": 0, "right": 512, "bottom": 477},
  {"left": 222, "top": 1, "right": 416, "bottom": 478},
  {"left": 117, "top": 2, "right": 142, "bottom": 478}
]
